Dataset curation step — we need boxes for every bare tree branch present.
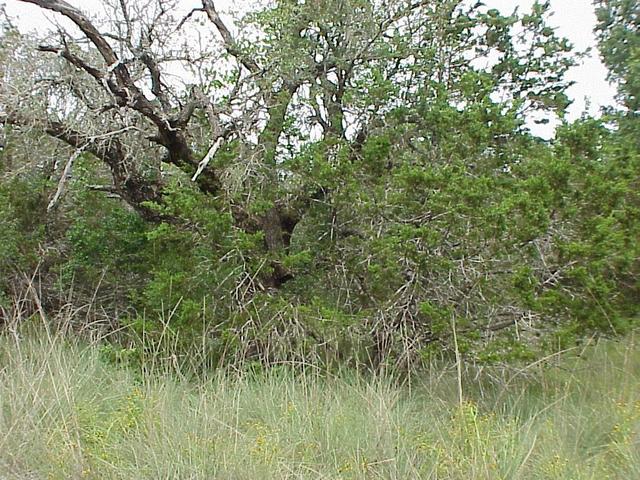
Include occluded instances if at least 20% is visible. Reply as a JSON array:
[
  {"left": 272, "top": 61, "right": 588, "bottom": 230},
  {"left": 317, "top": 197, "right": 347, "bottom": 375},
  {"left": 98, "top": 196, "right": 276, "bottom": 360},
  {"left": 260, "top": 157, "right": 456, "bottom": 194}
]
[
  {"left": 47, "top": 146, "right": 84, "bottom": 211},
  {"left": 192, "top": 135, "right": 224, "bottom": 182},
  {"left": 201, "top": 0, "right": 260, "bottom": 74},
  {"left": 37, "top": 44, "right": 105, "bottom": 81},
  {"left": 17, "top": 0, "right": 225, "bottom": 196}
]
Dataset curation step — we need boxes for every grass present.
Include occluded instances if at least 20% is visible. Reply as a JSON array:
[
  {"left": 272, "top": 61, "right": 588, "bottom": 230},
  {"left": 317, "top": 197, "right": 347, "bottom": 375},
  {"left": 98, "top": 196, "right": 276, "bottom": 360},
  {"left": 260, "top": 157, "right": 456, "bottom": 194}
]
[{"left": 0, "top": 327, "right": 638, "bottom": 479}]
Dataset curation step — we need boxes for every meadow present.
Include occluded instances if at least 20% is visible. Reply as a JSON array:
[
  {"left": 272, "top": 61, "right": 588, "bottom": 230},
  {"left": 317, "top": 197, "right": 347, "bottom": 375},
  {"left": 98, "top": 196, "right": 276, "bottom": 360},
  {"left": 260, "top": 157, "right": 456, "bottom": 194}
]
[{"left": 1, "top": 326, "right": 638, "bottom": 479}]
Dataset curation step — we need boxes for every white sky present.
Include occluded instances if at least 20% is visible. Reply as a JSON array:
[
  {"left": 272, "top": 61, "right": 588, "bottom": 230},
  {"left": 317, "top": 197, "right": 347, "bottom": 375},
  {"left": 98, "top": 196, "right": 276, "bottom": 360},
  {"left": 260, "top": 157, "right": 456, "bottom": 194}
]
[
  {"left": 486, "top": 0, "right": 617, "bottom": 136},
  {"left": 3, "top": 0, "right": 617, "bottom": 138}
]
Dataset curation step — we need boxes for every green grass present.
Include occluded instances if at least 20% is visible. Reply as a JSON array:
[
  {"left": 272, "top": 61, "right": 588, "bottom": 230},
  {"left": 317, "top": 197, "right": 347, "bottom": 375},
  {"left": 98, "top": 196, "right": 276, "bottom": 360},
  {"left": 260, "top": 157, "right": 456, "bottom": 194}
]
[{"left": 0, "top": 329, "right": 638, "bottom": 479}]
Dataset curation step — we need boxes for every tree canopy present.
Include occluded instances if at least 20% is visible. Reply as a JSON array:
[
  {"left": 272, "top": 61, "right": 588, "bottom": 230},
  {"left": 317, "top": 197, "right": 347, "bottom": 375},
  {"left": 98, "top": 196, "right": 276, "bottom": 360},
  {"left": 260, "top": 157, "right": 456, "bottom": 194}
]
[{"left": 0, "top": 0, "right": 638, "bottom": 368}]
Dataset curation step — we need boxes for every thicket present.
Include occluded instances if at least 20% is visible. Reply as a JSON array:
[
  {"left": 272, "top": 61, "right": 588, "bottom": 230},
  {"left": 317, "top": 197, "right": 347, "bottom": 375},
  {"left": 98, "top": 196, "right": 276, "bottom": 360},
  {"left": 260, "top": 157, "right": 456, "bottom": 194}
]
[{"left": 0, "top": 0, "right": 638, "bottom": 369}]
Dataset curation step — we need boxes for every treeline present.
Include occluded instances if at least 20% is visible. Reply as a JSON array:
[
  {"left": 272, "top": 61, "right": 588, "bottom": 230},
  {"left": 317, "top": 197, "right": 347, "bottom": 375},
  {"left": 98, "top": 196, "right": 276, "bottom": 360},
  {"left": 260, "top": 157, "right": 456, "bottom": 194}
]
[{"left": 0, "top": 0, "right": 638, "bottom": 369}]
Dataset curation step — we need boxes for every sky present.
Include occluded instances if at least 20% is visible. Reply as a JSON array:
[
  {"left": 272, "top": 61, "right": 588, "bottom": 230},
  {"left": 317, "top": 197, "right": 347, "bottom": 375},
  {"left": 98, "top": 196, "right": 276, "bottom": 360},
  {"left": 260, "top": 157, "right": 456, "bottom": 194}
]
[
  {"left": 485, "top": 0, "right": 617, "bottom": 135},
  {"left": 2, "top": 0, "right": 617, "bottom": 138}
]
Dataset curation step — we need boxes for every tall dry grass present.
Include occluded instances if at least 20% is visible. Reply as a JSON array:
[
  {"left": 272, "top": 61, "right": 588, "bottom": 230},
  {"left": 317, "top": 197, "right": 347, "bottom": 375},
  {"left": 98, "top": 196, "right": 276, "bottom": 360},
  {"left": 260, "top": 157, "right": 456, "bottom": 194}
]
[{"left": 0, "top": 320, "right": 638, "bottom": 479}]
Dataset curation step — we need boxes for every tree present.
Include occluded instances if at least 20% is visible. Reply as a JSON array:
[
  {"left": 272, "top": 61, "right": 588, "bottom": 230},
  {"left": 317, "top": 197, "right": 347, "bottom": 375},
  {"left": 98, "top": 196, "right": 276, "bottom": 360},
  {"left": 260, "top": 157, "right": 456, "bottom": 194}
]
[
  {"left": 595, "top": 0, "right": 640, "bottom": 114},
  {"left": 6, "top": 0, "right": 629, "bottom": 366},
  {"left": 1, "top": 0, "right": 573, "bottom": 278}
]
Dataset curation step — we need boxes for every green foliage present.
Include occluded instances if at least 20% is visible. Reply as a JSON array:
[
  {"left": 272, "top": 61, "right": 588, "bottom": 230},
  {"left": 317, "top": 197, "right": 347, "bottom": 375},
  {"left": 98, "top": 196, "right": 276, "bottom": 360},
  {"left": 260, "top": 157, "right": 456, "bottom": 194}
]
[
  {"left": 63, "top": 195, "right": 147, "bottom": 285},
  {"left": 1, "top": 0, "right": 638, "bottom": 368},
  {"left": 0, "top": 169, "right": 48, "bottom": 308},
  {"left": 537, "top": 119, "right": 640, "bottom": 334},
  {"left": 595, "top": 0, "right": 640, "bottom": 112}
]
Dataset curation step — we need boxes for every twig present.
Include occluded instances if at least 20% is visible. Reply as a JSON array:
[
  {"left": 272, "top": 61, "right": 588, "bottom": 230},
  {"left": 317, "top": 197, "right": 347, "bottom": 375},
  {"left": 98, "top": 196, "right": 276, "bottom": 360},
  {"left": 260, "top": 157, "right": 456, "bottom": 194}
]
[{"left": 47, "top": 145, "right": 86, "bottom": 211}]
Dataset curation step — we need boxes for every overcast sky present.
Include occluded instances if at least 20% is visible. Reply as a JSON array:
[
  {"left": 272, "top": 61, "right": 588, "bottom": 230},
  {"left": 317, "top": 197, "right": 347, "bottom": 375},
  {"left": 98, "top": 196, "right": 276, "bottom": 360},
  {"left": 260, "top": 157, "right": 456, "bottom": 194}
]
[
  {"left": 3, "top": 0, "right": 617, "bottom": 138},
  {"left": 486, "top": 0, "right": 617, "bottom": 136}
]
